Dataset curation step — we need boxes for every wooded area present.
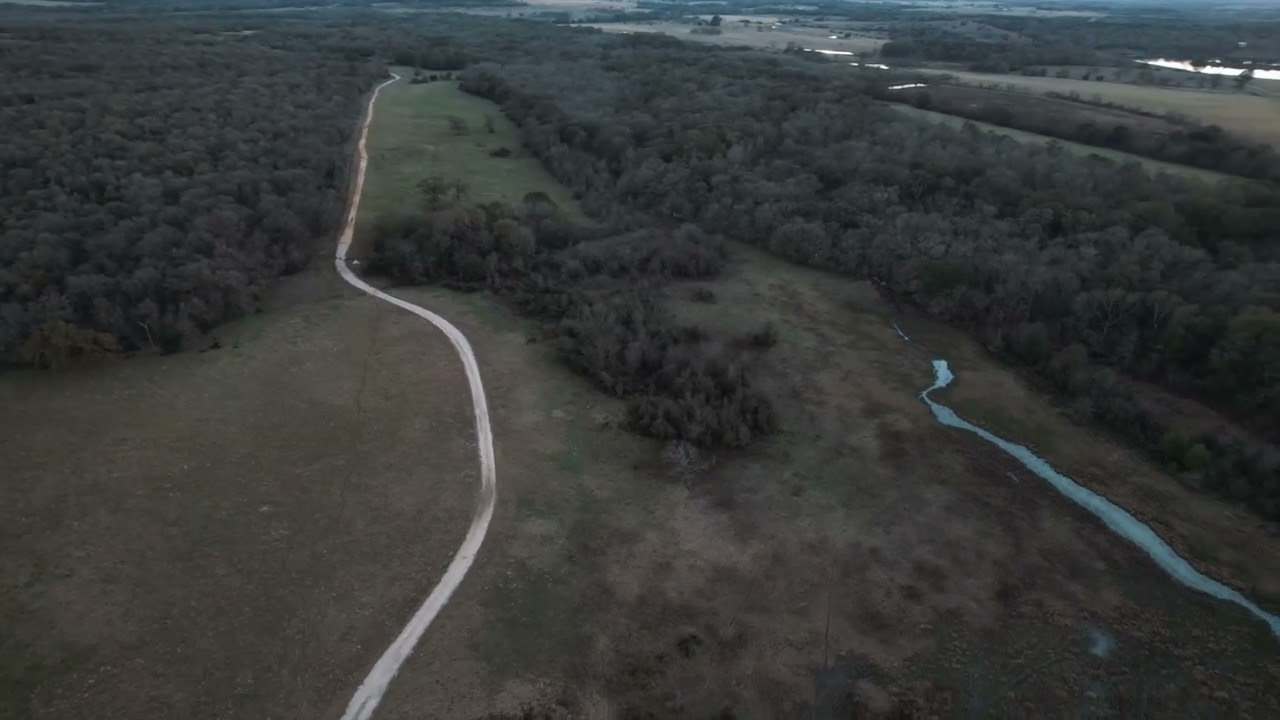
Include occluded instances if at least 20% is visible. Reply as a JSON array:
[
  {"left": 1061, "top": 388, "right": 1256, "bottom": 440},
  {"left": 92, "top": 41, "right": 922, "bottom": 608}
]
[
  {"left": 451, "top": 24, "right": 1279, "bottom": 518},
  {"left": 0, "top": 22, "right": 378, "bottom": 362}
]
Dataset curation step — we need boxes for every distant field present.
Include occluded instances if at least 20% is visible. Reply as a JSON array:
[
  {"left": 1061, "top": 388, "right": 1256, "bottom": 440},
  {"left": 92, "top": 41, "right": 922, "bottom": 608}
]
[
  {"left": 585, "top": 20, "right": 887, "bottom": 54},
  {"left": 356, "top": 76, "right": 582, "bottom": 255},
  {"left": 892, "top": 103, "right": 1235, "bottom": 184},
  {"left": 927, "top": 69, "right": 1280, "bottom": 146}
]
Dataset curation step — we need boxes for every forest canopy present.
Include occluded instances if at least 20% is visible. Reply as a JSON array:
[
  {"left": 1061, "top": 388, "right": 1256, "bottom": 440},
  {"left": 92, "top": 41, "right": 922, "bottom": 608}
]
[{"left": 0, "top": 21, "right": 379, "bottom": 361}]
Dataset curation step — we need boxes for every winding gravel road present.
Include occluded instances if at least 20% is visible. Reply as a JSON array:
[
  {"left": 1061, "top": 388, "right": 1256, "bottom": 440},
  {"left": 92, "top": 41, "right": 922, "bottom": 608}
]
[{"left": 334, "top": 73, "right": 498, "bottom": 720}]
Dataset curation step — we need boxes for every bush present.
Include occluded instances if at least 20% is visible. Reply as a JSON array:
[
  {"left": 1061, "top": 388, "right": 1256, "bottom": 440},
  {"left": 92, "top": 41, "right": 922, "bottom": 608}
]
[{"left": 490, "top": 146, "right": 512, "bottom": 157}]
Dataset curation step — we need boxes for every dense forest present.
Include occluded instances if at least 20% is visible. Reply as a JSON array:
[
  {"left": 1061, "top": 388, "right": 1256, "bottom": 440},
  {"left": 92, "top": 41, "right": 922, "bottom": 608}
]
[
  {"left": 0, "top": 21, "right": 379, "bottom": 362},
  {"left": 442, "top": 23, "right": 1278, "bottom": 518}
]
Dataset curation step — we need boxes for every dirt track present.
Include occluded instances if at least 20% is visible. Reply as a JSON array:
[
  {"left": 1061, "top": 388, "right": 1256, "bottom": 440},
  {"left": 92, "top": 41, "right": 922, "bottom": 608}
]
[{"left": 334, "top": 73, "right": 499, "bottom": 720}]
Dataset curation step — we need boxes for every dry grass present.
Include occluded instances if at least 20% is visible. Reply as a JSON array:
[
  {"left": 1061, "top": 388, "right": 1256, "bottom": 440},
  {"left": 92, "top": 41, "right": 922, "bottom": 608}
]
[
  {"left": 928, "top": 69, "right": 1280, "bottom": 146},
  {"left": 359, "top": 249, "right": 1279, "bottom": 718},
  {"left": 0, "top": 290, "right": 479, "bottom": 719}
]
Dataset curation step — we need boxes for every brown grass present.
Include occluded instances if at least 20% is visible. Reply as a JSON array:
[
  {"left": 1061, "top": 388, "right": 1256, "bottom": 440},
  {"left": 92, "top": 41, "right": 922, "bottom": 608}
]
[
  {"left": 0, "top": 289, "right": 478, "bottom": 719},
  {"left": 353, "top": 248, "right": 1279, "bottom": 718}
]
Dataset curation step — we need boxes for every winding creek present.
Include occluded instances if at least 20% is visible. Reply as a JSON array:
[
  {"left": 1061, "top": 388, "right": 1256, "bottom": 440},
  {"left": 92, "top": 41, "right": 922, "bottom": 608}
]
[{"left": 902, "top": 328, "right": 1280, "bottom": 640}]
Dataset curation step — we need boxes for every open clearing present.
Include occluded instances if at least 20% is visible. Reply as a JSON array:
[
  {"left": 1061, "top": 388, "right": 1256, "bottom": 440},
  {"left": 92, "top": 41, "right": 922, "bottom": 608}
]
[
  {"left": 0, "top": 288, "right": 478, "bottom": 719},
  {"left": 355, "top": 77, "right": 581, "bottom": 257},
  {"left": 892, "top": 104, "right": 1236, "bottom": 184},
  {"left": 924, "top": 69, "right": 1280, "bottom": 146},
  {"left": 351, "top": 80, "right": 1280, "bottom": 716}
]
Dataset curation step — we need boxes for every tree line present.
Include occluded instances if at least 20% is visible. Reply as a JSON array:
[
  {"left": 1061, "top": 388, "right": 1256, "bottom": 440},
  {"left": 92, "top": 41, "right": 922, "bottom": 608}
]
[{"left": 877, "top": 84, "right": 1280, "bottom": 183}]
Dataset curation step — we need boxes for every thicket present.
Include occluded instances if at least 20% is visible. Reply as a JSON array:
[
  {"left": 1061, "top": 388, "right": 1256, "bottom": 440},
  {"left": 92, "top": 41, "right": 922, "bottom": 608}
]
[{"left": 367, "top": 194, "right": 775, "bottom": 449}]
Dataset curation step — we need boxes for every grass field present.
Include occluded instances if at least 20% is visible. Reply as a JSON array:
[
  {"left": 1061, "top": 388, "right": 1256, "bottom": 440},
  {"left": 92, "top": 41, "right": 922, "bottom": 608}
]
[
  {"left": 926, "top": 70, "right": 1280, "bottom": 146},
  {"left": 0, "top": 71, "right": 596, "bottom": 720},
  {"left": 363, "top": 247, "right": 1280, "bottom": 717},
  {"left": 0, "top": 289, "right": 478, "bottom": 719},
  {"left": 355, "top": 77, "right": 582, "bottom": 256},
  {"left": 892, "top": 104, "right": 1235, "bottom": 184}
]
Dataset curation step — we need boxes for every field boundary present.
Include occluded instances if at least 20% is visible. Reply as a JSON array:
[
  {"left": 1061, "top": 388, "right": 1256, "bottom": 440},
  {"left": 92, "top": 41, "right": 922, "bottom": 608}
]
[{"left": 335, "top": 72, "right": 499, "bottom": 720}]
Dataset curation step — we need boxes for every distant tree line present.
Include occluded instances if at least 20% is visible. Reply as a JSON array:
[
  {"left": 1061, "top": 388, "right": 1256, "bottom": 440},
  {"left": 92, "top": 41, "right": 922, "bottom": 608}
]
[
  {"left": 442, "top": 23, "right": 1277, "bottom": 518},
  {"left": 0, "top": 21, "right": 380, "bottom": 363},
  {"left": 367, "top": 195, "right": 776, "bottom": 449},
  {"left": 981, "top": 14, "right": 1280, "bottom": 66},
  {"left": 880, "top": 85, "right": 1280, "bottom": 183},
  {"left": 880, "top": 31, "right": 1099, "bottom": 73}
]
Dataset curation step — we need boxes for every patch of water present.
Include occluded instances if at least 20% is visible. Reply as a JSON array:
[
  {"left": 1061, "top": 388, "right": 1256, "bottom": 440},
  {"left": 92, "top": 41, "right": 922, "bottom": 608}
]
[
  {"left": 918, "top": 357, "right": 1280, "bottom": 640},
  {"left": 1139, "top": 58, "right": 1280, "bottom": 80},
  {"left": 1086, "top": 626, "right": 1114, "bottom": 658}
]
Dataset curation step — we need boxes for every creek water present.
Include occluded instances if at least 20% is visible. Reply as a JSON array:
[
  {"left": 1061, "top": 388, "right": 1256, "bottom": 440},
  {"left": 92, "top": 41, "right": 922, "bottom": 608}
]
[{"left": 915, "top": 352, "right": 1280, "bottom": 639}]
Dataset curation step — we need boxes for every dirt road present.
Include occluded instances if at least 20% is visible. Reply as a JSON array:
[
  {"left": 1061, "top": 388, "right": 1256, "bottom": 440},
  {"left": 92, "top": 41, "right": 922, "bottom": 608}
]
[{"left": 333, "top": 73, "right": 499, "bottom": 720}]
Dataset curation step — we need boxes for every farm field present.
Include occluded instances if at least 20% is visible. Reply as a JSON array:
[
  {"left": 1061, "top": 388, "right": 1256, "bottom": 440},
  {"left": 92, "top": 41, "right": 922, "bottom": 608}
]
[
  {"left": 892, "top": 104, "right": 1236, "bottom": 184},
  {"left": 925, "top": 69, "right": 1280, "bottom": 145},
  {"left": 350, "top": 79, "right": 1280, "bottom": 716}
]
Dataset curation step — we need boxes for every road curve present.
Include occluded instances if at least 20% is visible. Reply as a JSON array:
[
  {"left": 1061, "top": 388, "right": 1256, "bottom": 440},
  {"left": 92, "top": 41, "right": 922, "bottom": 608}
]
[{"left": 334, "top": 73, "right": 499, "bottom": 720}]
